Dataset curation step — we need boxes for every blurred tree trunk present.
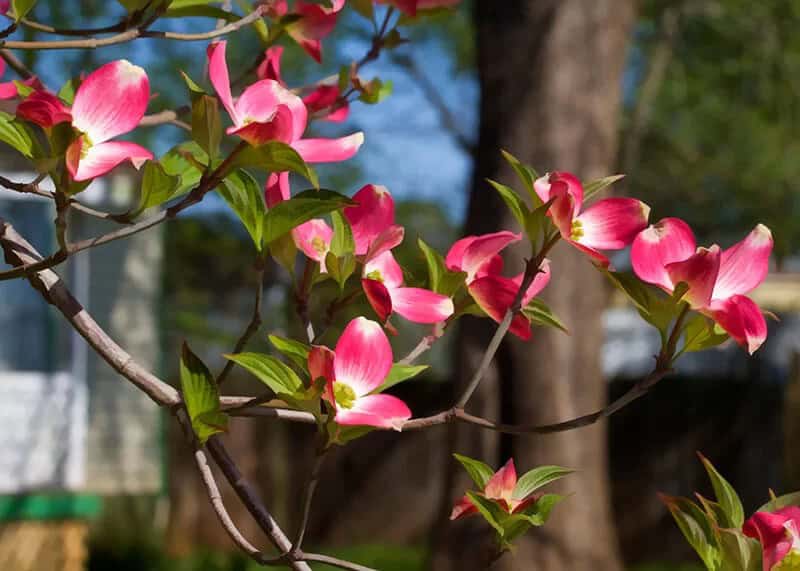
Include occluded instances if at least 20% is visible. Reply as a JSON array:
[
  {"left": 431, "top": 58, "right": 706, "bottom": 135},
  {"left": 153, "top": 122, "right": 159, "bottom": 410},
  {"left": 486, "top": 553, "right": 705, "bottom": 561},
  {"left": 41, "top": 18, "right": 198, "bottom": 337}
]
[{"left": 436, "top": 2, "right": 636, "bottom": 569}]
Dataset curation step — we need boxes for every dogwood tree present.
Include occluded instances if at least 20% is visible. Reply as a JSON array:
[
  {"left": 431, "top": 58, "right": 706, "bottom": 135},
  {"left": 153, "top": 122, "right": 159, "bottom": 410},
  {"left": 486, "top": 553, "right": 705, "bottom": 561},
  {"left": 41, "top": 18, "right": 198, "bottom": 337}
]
[{"left": 0, "top": 1, "right": 784, "bottom": 569}]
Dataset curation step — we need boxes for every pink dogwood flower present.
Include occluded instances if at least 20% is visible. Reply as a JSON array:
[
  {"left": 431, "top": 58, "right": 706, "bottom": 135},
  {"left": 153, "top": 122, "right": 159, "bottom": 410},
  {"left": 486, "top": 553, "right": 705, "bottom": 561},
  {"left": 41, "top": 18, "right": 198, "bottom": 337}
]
[
  {"left": 309, "top": 316, "right": 412, "bottom": 430},
  {"left": 362, "top": 250, "right": 454, "bottom": 324},
  {"left": 261, "top": 0, "right": 345, "bottom": 62},
  {"left": 17, "top": 60, "right": 152, "bottom": 181},
  {"left": 446, "top": 231, "right": 550, "bottom": 340},
  {"left": 207, "top": 40, "right": 362, "bottom": 154},
  {"left": 257, "top": 46, "right": 348, "bottom": 123},
  {"left": 631, "top": 218, "right": 772, "bottom": 354},
  {"left": 293, "top": 184, "right": 452, "bottom": 324},
  {"left": 450, "top": 459, "right": 539, "bottom": 520},
  {"left": 376, "top": 0, "right": 461, "bottom": 17},
  {"left": 534, "top": 171, "right": 650, "bottom": 267},
  {"left": 743, "top": 507, "right": 800, "bottom": 571}
]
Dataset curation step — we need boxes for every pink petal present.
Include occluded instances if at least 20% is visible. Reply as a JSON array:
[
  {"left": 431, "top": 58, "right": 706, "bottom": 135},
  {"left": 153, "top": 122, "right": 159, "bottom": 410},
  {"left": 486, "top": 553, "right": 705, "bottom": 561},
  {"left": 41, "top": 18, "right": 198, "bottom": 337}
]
[
  {"left": 573, "top": 198, "right": 650, "bottom": 250},
  {"left": 363, "top": 250, "right": 404, "bottom": 289},
  {"left": 72, "top": 60, "right": 149, "bottom": 144},
  {"left": 0, "top": 81, "right": 18, "bottom": 99},
  {"left": 207, "top": 41, "right": 238, "bottom": 124},
  {"left": 468, "top": 275, "right": 532, "bottom": 340},
  {"left": 227, "top": 109, "right": 294, "bottom": 146},
  {"left": 665, "top": 246, "right": 721, "bottom": 308},
  {"left": 362, "top": 278, "right": 393, "bottom": 323},
  {"left": 390, "top": 287, "right": 454, "bottom": 324},
  {"left": 535, "top": 171, "right": 584, "bottom": 212},
  {"left": 449, "top": 495, "right": 478, "bottom": 520},
  {"left": 16, "top": 91, "right": 72, "bottom": 128},
  {"left": 308, "top": 345, "right": 335, "bottom": 382},
  {"left": 334, "top": 393, "right": 411, "bottom": 430},
  {"left": 707, "top": 295, "right": 768, "bottom": 354},
  {"left": 713, "top": 224, "right": 773, "bottom": 301},
  {"left": 566, "top": 240, "right": 611, "bottom": 268},
  {"left": 484, "top": 458, "right": 517, "bottom": 502},
  {"left": 364, "top": 225, "right": 405, "bottom": 262},
  {"left": 631, "top": 217, "right": 697, "bottom": 291},
  {"left": 451, "top": 231, "right": 521, "bottom": 283},
  {"left": 333, "top": 317, "right": 392, "bottom": 397},
  {"left": 547, "top": 179, "right": 577, "bottom": 238},
  {"left": 257, "top": 46, "right": 283, "bottom": 82},
  {"left": 265, "top": 172, "right": 290, "bottom": 208},
  {"left": 293, "top": 132, "right": 364, "bottom": 163},
  {"left": 67, "top": 139, "right": 153, "bottom": 182},
  {"left": 286, "top": 2, "right": 340, "bottom": 62},
  {"left": 344, "top": 184, "right": 395, "bottom": 256},
  {"left": 303, "top": 85, "right": 349, "bottom": 122},
  {"left": 235, "top": 80, "right": 306, "bottom": 141},
  {"left": 292, "top": 219, "right": 333, "bottom": 268},
  {"left": 743, "top": 507, "right": 800, "bottom": 571},
  {"left": 510, "top": 259, "right": 551, "bottom": 306}
]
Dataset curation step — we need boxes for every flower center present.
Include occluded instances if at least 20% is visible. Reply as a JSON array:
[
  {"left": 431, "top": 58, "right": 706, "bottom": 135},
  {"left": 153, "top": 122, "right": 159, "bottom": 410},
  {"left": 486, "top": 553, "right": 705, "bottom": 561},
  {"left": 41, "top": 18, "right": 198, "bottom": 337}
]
[
  {"left": 570, "top": 219, "right": 584, "bottom": 241},
  {"left": 365, "top": 270, "right": 383, "bottom": 282},
  {"left": 333, "top": 382, "right": 357, "bottom": 409},
  {"left": 311, "top": 236, "right": 328, "bottom": 255}
]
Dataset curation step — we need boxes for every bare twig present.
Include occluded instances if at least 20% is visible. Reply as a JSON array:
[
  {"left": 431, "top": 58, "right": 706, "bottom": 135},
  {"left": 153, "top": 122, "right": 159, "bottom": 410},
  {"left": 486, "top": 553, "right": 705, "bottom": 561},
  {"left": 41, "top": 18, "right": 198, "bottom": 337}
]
[
  {"left": 18, "top": 17, "right": 130, "bottom": 37},
  {"left": 0, "top": 49, "right": 33, "bottom": 78},
  {"left": 302, "top": 553, "right": 377, "bottom": 571},
  {"left": 217, "top": 259, "right": 265, "bottom": 385},
  {"left": 455, "top": 233, "right": 560, "bottom": 408},
  {"left": 292, "top": 444, "right": 328, "bottom": 551},
  {"left": 140, "top": 108, "right": 191, "bottom": 131},
  {"left": 0, "top": 7, "right": 265, "bottom": 50}
]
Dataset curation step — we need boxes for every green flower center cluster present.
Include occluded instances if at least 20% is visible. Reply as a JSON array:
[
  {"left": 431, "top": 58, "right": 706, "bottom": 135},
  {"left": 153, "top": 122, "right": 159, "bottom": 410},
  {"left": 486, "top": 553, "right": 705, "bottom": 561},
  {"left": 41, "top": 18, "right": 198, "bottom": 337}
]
[{"left": 333, "top": 382, "right": 357, "bottom": 409}]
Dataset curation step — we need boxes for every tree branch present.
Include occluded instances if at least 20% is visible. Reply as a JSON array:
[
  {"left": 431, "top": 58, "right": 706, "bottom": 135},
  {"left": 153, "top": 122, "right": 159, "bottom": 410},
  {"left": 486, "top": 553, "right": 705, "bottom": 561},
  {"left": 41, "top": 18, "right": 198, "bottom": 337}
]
[{"left": 0, "top": 7, "right": 265, "bottom": 50}]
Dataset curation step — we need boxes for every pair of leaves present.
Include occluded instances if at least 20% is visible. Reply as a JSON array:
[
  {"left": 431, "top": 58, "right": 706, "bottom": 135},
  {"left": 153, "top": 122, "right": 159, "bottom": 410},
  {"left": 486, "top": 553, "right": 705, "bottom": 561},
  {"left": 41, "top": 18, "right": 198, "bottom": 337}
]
[
  {"left": 180, "top": 343, "right": 228, "bottom": 444},
  {"left": 418, "top": 238, "right": 466, "bottom": 297},
  {"left": 487, "top": 178, "right": 553, "bottom": 246},
  {"left": 453, "top": 454, "right": 571, "bottom": 547},
  {"left": 663, "top": 454, "right": 761, "bottom": 571}
]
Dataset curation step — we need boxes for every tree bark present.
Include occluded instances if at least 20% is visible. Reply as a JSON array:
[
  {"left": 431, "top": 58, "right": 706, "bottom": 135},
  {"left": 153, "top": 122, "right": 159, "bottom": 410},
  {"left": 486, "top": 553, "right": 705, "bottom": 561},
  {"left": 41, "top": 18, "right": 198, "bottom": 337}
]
[{"left": 438, "top": 2, "right": 636, "bottom": 569}]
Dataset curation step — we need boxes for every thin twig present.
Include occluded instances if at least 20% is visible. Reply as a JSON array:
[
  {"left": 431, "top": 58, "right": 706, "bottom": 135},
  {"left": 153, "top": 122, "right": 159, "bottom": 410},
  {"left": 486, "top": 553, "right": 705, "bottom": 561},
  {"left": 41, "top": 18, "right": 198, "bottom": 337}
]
[
  {"left": 292, "top": 444, "right": 328, "bottom": 552},
  {"left": 455, "top": 233, "right": 560, "bottom": 408},
  {"left": 0, "top": 7, "right": 265, "bottom": 50},
  {"left": 140, "top": 108, "right": 191, "bottom": 131},
  {"left": 302, "top": 553, "right": 378, "bottom": 571},
  {"left": 0, "top": 48, "right": 33, "bottom": 78},
  {"left": 18, "top": 17, "right": 130, "bottom": 36},
  {"left": 217, "top": 259, "right": 265, "bottom": 386}
]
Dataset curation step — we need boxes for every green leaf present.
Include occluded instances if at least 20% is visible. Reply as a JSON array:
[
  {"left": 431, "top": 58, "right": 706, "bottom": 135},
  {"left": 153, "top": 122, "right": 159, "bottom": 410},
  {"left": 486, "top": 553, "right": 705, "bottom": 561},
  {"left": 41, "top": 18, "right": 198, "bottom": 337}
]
[
  {"left": 487, "top": 178, "right": 529, "bottom": 231},
  {"left": 180, "top": 70, "right": 205, "bottom": 95},
  {"left": 375, "top": 364, "right": 428, "bottom": 393},
  {"left": 330, "top": 210, "right": 355, "bottom": 257},
  {"left": 522, "top": 298, "right": 569, "bottom": 334},
  {"left": 519, "top": 493, "right": 565, "bottom": 526},
  {"left": 758, "top": 491, "right": 800, "bottom": 513},
  {"left": 466, "top": 492, "right": 506, "bottom": 536},
  {"left": 453, "top": 454, "right": 494, "bottom": 488},
  {"left": 11, "top": 0, "right": 37, "bottom": 20},
  {"left": 524, "top": 197, "right": 556, "bottom": 245},
  {"left": 661, "top": 494, "right": 720, "bottom": 570},
  {"left": 358, "top": 78, "right": 393, "bottom": 104},
  {"left": 131, "top": 161, "right": 180, "bottom": 217},
  {"left": 500, "top": 149, "right": 540, "bottom": 204},
  {"left": 218, "top": 170, "right": 267, "bottom": 251},
  {"left": 227, "top": 141, "right": 318, "bottom": 188},
  {"left": 603, "top": 270, "right": 680, "bottom": 340},
  {"left": 418, "top": 237, "right": 466, "bottom": 297},
  {"left": 582, "top": 174, "right": 625, "bottom": 202},
  {"left": 180, "top": 342, "right": 228, "bottom": 444},
  {"left": 718, "top": 529, "right": 760, "bottom": 571},
  {"left": 0, "top": 112, "right": 36, "bottom": 158},
  {"left": 682, "top": 314, "right": 729, "bottom": 353},
  {"left": 269, "top": 232, "right": 298, "bottom": 275},
  {"left": 699, "top": 453, "right": 745, "bottom": 528},
  {"left": 57, "top": 78, "right": 81, "bottom": 106},
  {"left": 325, "top": 251, "right": 356, "bottom": 291},
  {"left": 500, "top": 514, "right": 533, "bottom": 544},
  {"left": 13, "top": 80, "right": 35, "bottom": 98},
  {"left": 268, "top": 335, "right": 310, "bottom": 372},
  {"left": 224, "top": 352, "right": 303, "bottom": 396},
  {"left": 263, "top": 189, "right": 354, "bottom": 244},
  {"left": 191, "top": 94, "right": 222, "bottom": 160},
  {"left": 160, "top": 141, "right": 207, "bottom": 196},
  {"left": 512, "top": 465, "right": 573, "bottom": 501}
]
